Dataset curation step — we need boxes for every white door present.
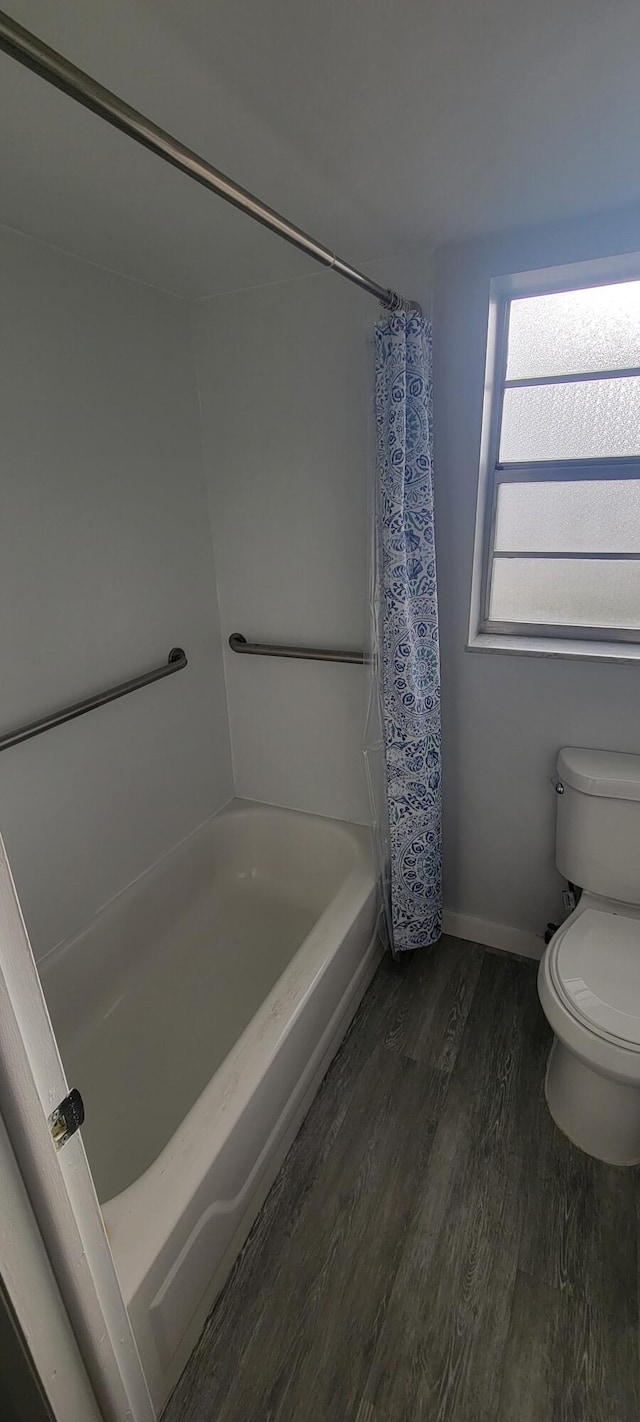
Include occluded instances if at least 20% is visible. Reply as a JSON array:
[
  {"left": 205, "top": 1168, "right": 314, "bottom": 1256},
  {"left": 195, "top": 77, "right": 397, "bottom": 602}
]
[{"left": 0, "top": 833, "right": 155, "bottom": 1422}]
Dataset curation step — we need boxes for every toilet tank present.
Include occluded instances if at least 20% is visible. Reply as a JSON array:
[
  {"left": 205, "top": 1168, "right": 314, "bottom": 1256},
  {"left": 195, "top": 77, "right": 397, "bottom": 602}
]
[{"left": 556, "top": 748, "right": 640, "bottom": 903}]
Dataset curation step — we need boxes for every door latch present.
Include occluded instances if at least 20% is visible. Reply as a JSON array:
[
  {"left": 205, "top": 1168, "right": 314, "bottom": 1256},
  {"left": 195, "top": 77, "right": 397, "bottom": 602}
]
[{"left": 48, "top": 1088, "right": 85, "bottom": 1151}]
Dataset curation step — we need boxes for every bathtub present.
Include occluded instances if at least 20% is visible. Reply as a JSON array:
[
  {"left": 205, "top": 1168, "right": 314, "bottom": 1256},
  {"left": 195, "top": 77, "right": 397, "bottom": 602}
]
[{"left": 39, "top": 800, "right": 379, "bottom": 1409}]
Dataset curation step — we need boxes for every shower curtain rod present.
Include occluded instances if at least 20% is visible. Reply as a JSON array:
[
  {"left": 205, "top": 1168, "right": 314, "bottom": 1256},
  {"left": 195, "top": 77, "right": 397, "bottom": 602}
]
[{"left": 0, "top": 10, "right": 418, "bottom": 313}]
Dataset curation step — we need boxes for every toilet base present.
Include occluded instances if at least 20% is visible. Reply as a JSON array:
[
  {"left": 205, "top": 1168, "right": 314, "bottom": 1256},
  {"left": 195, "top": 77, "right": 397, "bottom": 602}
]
[{"left": 545, "top": 1038, "right": 640, "bottom": 1166}]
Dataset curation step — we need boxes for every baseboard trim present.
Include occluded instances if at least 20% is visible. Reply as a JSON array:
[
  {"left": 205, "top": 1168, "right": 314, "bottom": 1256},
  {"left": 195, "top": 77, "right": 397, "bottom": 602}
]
[{"left": 442, "top": 910, "right": 545, "bottom": 962}]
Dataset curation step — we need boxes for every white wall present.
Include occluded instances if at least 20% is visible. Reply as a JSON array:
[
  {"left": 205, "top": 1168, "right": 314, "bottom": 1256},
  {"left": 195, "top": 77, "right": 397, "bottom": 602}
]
[
  {"left": 192, "top": 249, "right": 433, "bottom": 824},
  {"left": 434, "top": 202, "right": 640, "bottom": 942},
  {"left": 12, "top": 197, "right": 626, "bottom": 958},
  {"left": 0, "top": 227, "right": 233, "bottom": 959}
]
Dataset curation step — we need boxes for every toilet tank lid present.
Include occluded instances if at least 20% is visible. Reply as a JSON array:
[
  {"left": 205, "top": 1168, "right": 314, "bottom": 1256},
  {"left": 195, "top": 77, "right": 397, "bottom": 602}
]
[{"left": 558, "top": 747, "right": 640, "bottom": 801}]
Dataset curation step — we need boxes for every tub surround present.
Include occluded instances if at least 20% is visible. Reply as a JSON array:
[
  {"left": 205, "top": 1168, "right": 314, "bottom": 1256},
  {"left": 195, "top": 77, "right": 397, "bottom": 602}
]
[
  {"left": 192, "top": 249, "right": 434, "bottom": 830},
  {"left": 0, "top": 225, "right": 233, "bottom": 962}
]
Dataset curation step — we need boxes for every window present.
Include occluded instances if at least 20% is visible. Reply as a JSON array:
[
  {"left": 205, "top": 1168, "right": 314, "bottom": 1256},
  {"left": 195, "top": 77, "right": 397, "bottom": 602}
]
[{"left": 471, "top": 258, "right": 640, "bottom": 655}]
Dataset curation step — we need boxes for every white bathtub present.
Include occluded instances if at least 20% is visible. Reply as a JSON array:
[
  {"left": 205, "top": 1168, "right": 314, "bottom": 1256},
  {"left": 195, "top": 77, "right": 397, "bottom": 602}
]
[{"left": 40, "top": 800, "right": 379, "bottom": 1409}]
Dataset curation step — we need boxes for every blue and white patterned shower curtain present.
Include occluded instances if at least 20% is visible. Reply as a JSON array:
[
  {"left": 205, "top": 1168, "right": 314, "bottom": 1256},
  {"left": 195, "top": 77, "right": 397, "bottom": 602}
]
[{"left": 373, "top": 308, "right": 442, "bottom": 953}]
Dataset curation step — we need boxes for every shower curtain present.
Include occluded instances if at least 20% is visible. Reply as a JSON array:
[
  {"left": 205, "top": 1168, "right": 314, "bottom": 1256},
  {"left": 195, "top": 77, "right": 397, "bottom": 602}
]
[{"left": 371, "top": 307, "right": 442, "bottom": 954}]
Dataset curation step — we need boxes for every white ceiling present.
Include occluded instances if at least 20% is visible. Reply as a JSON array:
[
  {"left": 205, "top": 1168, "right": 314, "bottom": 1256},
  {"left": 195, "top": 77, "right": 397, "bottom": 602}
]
[{"left": 2, "top": 0, "right": 640, "bottom": 298}]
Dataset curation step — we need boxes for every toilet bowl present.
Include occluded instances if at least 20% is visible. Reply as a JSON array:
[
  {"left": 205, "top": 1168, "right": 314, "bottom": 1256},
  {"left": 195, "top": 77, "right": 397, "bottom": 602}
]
[
  {"left": 538, "top": 748, "right": 640, "bottom": 1166},
  {"left": 538, "top": 896, "right": 640, "bottom": 1164}
]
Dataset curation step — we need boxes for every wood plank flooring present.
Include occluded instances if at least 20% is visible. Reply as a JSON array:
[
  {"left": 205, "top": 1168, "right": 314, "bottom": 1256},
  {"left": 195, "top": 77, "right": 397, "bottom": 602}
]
[{"left": 164, "top": 938, "right": 640, "bottom": 1422}]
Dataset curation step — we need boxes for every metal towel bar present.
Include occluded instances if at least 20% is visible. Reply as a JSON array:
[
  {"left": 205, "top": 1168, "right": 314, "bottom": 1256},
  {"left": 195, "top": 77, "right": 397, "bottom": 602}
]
[
  {"left": 0, "top": 647, "right": 187, "bottom": 752},
  {"left": 229, "top": 633, "right": 369, "bottom": 666}
]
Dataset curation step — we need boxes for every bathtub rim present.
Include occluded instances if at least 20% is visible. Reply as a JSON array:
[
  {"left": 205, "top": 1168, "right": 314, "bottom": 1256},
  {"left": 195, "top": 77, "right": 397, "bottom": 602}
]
[{"left": 101, "top": 804, "right": 375, "bottom": 1303}]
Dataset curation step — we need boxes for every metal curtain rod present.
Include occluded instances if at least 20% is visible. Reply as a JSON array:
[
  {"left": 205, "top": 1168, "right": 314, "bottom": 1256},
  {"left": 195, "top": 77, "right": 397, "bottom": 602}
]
[
  {"left": 229, "top": 633, "right": 369, "bottom": 666},
  {"left": 0, "top": 647, "right": 187, "bottom": 752},
  {"left": 0, "top": 10, "right": 418, "bottom": 313}
]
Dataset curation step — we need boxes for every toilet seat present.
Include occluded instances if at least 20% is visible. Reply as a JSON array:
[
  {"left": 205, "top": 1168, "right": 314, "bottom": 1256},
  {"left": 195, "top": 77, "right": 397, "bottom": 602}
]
[{"left": 548, "top": 906, "right": 640, "bottom": 1051}]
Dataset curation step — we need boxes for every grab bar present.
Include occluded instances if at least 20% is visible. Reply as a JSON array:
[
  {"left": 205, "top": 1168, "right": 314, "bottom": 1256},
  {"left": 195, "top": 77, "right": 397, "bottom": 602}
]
[
  {"left": 229, "top": 633, "right": 369, "bottom": 666},
  {"left": 0, "top": 647, "right": 187, "bottom": 752}
]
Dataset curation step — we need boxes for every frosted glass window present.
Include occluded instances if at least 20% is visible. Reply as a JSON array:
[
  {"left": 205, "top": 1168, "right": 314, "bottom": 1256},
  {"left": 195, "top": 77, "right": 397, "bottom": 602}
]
[
  {"left": 476, "top": 260, "right": 640, "bottom": 644},
  {"left": 494, "top": 480, "right": 640, "bottom": 553},
  {"left": 499, "top": 377, "right": 640, "bottom": 463},
  {"left": 506, "top": 282, "right": 640, "bottom": 380},
  {"left": 489, "top": 558, "right": 640, "bottom": 628}
]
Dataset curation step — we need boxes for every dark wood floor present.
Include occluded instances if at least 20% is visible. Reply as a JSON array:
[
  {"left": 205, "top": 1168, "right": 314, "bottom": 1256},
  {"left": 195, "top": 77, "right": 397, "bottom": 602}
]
[{"left": 164, "top": 938, "right": 640, "bottom": 1422}]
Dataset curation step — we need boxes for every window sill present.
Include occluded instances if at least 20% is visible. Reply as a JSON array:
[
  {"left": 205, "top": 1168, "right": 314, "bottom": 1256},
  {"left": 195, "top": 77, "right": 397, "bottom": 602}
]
[{"left": 467, "top": 630, "right": 640, "bottom": 665}]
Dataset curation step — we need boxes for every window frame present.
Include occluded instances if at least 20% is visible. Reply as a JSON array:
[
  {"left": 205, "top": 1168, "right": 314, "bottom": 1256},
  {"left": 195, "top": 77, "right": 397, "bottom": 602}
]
[{"left": 470, "top": 253, "right": 640, "bottom": 655}]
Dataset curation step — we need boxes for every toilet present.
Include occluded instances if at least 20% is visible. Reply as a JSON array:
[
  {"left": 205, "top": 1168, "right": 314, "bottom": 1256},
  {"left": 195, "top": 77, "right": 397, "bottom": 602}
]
[{"left": 538, "top": 747, "right": 640, "bottom": 1166}]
